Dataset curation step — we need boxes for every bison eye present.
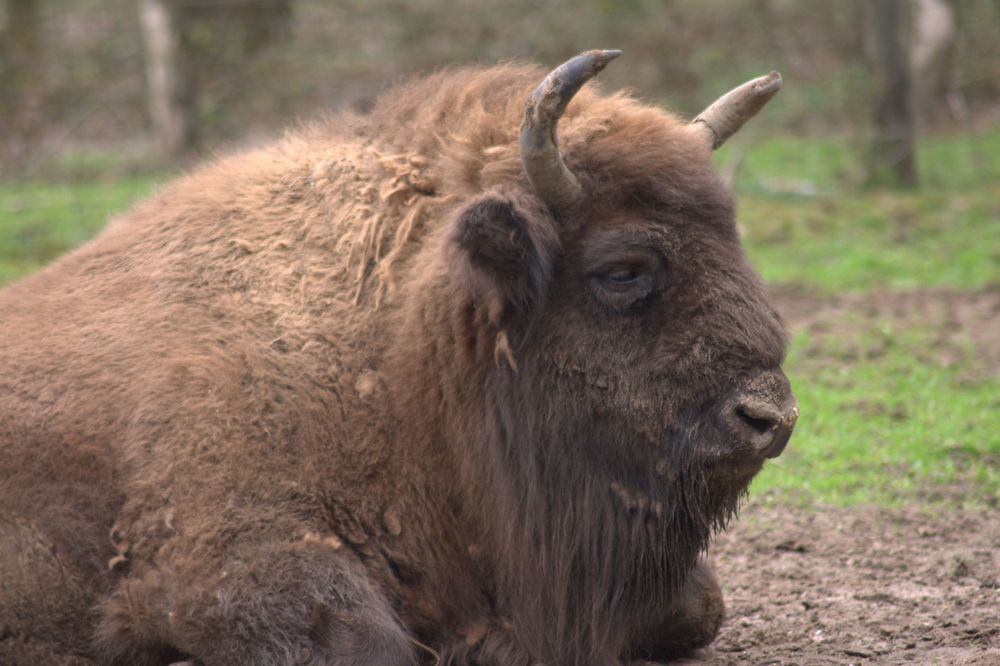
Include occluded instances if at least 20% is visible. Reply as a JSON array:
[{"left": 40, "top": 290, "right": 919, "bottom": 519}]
[
  {"left": 589, "top": 256, "right": 666, "bottom": 314},
  {"left": 605, "top": 268, "right": 639, "bottom": 284}
]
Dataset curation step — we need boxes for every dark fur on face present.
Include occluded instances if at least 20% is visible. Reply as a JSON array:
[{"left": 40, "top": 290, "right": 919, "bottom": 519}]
[{"left": 408, "top": 89, "right": 789, "bottom": 662}]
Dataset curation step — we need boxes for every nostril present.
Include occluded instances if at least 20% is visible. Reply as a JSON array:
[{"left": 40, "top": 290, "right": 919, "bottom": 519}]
[
  {"left": 728, "top": 397, "right": 798, "bottom": 459},
  {"left": 725, "top": 369, "right": 798, "bottom": 459},
  {"left": 735, "top": 406, "right": 775, "bottom": 435}
]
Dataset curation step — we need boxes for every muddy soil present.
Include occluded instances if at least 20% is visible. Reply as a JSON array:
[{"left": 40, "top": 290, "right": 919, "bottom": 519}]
[
  {"left": 708, "top": 504, "right": 999, "bottom": 665},
  {"left": 697, "top": 287, "right": 1000, "bottom": 665}
]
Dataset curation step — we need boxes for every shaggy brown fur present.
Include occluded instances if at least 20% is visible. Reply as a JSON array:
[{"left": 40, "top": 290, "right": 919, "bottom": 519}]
[{"left": 0, "top": 62, "right": 790, "bottom": 665}]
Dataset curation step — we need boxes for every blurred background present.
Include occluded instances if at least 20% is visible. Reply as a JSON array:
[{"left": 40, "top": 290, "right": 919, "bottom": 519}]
[
  {"left": 3, "top": 1, "right": 999, "bottom": 177},
  {"left": 1, "top": 0, "right": 998, "bottom": 506}
]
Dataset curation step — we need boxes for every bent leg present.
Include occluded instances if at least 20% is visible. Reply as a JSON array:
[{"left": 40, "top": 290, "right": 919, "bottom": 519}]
[
  {"left": 97, "top": 539, "right": 414, "bottom": 666},
  {"left": 627, "top": 558, "right": 725, "bottom": 661},
  {"left": 0, "top": 428, "right": 121, "bottom": 662}
]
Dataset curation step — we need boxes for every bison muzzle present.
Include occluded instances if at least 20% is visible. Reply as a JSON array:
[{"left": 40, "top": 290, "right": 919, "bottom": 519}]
[{"left": 0, "top": 51, "right": 796, "bottom": 665}]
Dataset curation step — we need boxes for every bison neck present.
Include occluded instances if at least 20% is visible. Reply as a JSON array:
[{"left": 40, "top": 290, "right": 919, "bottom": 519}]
[
  {"left": 387, "top": 289, "right": 744, "bottom": 662},
  {"left": 450, "top": 374, "right": 735, "bottom": 664}
]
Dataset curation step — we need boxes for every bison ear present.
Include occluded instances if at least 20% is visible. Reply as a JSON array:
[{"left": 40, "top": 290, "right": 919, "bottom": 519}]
[{"left": 452, "top": 193, "right": 558, "bottom": 325}]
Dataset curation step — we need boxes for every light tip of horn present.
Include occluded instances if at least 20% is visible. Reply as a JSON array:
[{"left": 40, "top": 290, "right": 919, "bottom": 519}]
[
  {"left": 759, "top": 71, "right": 782, "bottom": 94},
  {"left": 578, "top": 49, "right": 623, "bottom": 68}
]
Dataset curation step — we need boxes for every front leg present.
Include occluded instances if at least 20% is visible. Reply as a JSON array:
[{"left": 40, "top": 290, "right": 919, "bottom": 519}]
[
  {"left": 626, "top": 558, "right": 725, "bottom": 662},
  {"left": 96, "top": 538, "right": 414, "bottom": 666}
]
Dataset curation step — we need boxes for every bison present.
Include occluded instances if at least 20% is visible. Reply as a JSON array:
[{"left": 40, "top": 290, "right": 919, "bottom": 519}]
[{"left": 0, "top": 51, "right": 797, "bottom": 665}]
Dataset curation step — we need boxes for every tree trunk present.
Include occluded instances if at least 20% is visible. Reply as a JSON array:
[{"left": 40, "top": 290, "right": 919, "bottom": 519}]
[
  {"left": 911, "top": 0, "right": 957, "bottom": 125},
  {"left": 1, "top": 0, "right": 42, "bottom": 174},
  {"left": 869, "top": 0, "right": 918, "bottom": 187},
  {"left": 6, "top": 0, "right": 40, "bottom": 64},
  {"left": 139, "top": 0, "right": 196, "bottom": 158},
  {"left": 3, "top": 0, "right": 42, "bottom": 102}
]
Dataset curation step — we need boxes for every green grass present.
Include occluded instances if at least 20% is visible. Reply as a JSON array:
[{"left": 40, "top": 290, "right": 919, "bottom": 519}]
[
  {"left": 724, "top": 127, "right": 1000, "bottom": 192},
  {"left": 0, "top": 176, "right": 162, "bottom": 283},
  {"left": 752, "top": 326, "right": 1000, "bottom": 507},
  {"left": 725, "top": 130, "right": 1000, "bottom": 293},
  {"left": 738, "top": 186, "right": 1000, "bottom": 292},
  {"left": 726, "top": 130, "right": 1000, "bottom": 506}
]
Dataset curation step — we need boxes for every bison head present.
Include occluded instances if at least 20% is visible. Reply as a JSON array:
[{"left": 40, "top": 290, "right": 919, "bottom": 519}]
[{"left": 411, "top": 51, "right": 797, "bottom": 662}]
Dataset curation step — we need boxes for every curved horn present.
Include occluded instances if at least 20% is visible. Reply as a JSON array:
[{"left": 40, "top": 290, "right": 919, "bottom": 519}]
[
  {"left": 520, "top": 49, "right": 622, "bottom": 212},
  {"left": 691, "top": 71, "right": 782, "bottom": 150}
]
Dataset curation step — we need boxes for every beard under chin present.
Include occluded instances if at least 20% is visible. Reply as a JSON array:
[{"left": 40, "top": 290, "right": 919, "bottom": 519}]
[
  {"left": 482, "top": 435, "right": 755, "bottom": 666},
  {"left": 470, "top": 376, "right": 763, "bottom": 664}
]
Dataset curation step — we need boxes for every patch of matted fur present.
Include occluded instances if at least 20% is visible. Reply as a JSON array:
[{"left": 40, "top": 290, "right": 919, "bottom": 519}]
[{"left": 305, "top": 145, "right": 441, "bottom": 307}]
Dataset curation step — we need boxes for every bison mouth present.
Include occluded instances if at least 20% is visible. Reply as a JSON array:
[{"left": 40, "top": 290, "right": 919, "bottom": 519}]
[
  {"left": 688, "top": 367, "right": 799, "bottom": 483},
  {"left": 630, "top": 395, "right": 797, "bottom": 526},
  {"left": 693, "top": 408, "right": 796, "bottom": 490},
  {"left": 703, "top": 453, "right": 768, "bottom": 488}
]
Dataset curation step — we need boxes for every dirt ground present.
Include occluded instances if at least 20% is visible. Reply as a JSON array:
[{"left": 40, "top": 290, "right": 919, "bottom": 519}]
[
  {"left": 708, "top": 503, "right": 999, "bottom": 665},
  {"left": 697, "top": 287, "right": 1000, "bottom": 666}
]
